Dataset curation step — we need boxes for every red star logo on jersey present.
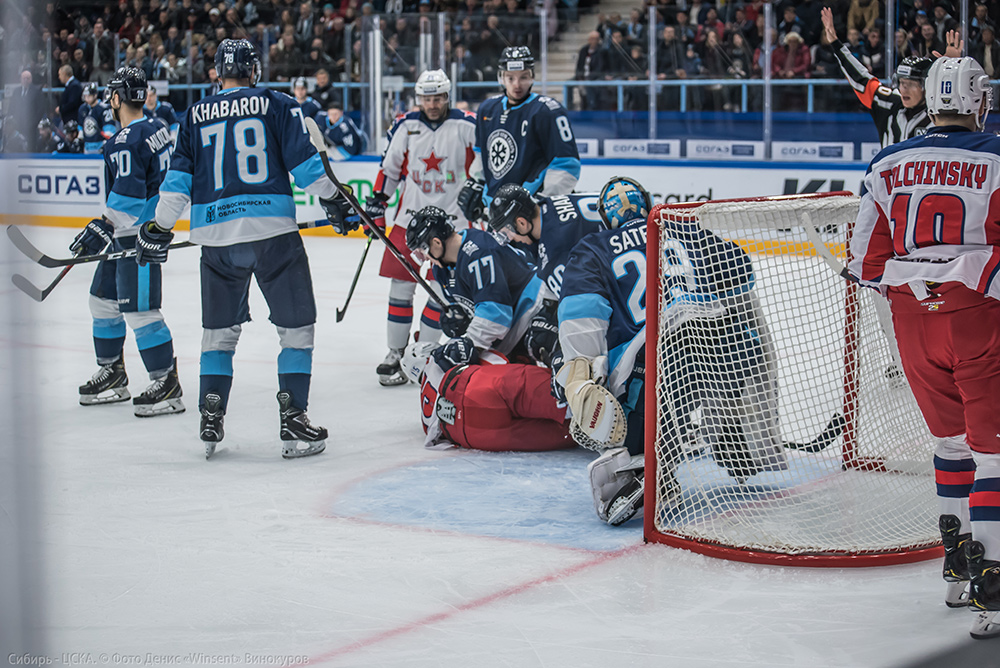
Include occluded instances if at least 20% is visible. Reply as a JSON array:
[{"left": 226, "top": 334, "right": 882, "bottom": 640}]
[{"left": 421, "top": 151, "right": 444, "bottom": 173}]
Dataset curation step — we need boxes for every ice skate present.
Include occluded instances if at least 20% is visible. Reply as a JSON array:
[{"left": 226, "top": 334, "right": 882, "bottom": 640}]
[
  {"left": 133, "top": 358, "right": 185, "bottom": 417},
  {"left": 940, "top": 514, "right": 971, "bottom": 608},
  {"left": 606, "top": 473, "right": 644, "bottom": 526},
  {"left": 377, "top": 348, "right": 408, "bottom": 386},
  {"left": 967, "top": 539, "right": 1000, "bottom": 639},
  {"left": 200, "top": 392, "right": 224, "bottom": 459},
  {"left": 278, "top": 391, "right": 327, "bottom": 459},
  {"left": 79, "top": 356, "right": 130, "bottom": 405}
]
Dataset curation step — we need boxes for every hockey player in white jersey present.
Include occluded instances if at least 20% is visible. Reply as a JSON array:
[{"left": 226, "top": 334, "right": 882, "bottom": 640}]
[
  {"left": 849, "top": 57, "right": 1000, "bottom": 640},
  {"left": 365, "top": 69, "right": 478, "bottom": 386}
]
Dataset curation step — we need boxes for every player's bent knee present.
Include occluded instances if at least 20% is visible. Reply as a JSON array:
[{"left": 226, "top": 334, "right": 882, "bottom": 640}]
[
  {"left": 89, "top": 294, "right": 121, "bottom": 319},
  {"left": 123, "top": 309, "right": 166, "bottom": 331},
  {"left": 202, "top": 324, "right": 242, "bottom": 352}
]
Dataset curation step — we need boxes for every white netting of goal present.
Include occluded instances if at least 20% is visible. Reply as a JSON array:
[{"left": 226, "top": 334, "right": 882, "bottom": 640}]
[{"left": 646, "top": 194, "right": 941, "bottom": 565}]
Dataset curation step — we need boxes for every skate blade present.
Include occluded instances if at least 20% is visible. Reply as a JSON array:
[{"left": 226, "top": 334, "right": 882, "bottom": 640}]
[
  {"left": 378, "top": 373, "right": 409, "bottom": 387},
  {"left": 134, "top": 397, "right": 186, "bottom": 417},
  {"left": 282, "top": 439, "right": 327, "bottom": 459},
  {"left": 971, "top": 611, "right": 1000, "bottom": 639},
  {"left": 607, "top": 487, "right": 644, "bottom": 526},
  {"left": 204, "top": 441, "right": 218, "bottom": 459},
  {"left": 946, "top": 581, "right": 971, "bottom": 608},
  {"left": 80, "top": 387, "right": 131, "bottom": 405}
]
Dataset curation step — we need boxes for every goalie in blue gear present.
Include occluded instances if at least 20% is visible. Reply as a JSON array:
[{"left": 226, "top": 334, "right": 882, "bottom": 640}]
[
  {"left": 558, "top": 176, "right": 786, "bottom": 526},
  {"left": 149, "top": 38, "right": 359, "bottom": 460},
  {"left": 458, "top": 46, "right": 581, "bottom": 222}
]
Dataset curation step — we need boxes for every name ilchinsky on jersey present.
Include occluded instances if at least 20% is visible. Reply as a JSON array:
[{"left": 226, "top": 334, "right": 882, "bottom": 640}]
[{"left": 189, "top": 95, "right": 271, "bottom": 125}]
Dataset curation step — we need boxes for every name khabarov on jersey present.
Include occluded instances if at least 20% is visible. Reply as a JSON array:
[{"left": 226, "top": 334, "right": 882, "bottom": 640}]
[
  {"left": 188, "top": 95, "right": 271, "bottom": 124},
  {"left": 879, "top": 161, "right": 989, "bottom": 194}
]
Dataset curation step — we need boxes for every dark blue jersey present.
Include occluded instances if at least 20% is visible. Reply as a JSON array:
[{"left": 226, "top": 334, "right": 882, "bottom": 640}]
[
  {"left": 527, "top": 193, "right": 604, "bottom": 299},
  {"left": 319, "top": 111, "right": 365, "bottom": 161},
  {"left": 474, "top": 93, "right": 580, "bottom": 205},
  {"left": 432, "top": 227, "right": 544, "bottom": 354},
  {"left": 155, "top": 86, "right": 337, "bottom": 246},
  {"left": 144, "top": 101, "right": 179, "bottom": 137},
  {"left": 102, "top": 116, "right": 174, "bottom": 236},
  {"left": 296, "top": 96, "right": 323, "bottom": 120},
  {"left": 79, "top": 101, "right": 117, "bottom": 154}
]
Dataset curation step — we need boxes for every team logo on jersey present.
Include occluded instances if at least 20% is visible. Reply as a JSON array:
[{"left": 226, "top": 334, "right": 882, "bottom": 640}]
[
  {"left": 205, "top": 205, "right": 216, "bottom": 223},
  {"left": 84, "top": 116, "right": 98, "bottom": 136},
  {"left": 487, "top": 129, "right": 517, "bottom": 179}
]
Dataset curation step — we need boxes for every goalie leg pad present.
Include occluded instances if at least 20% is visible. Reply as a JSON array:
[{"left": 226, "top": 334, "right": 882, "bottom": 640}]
[
  {"left": 588, "top": 447, "right": 644, "bottom": 524},
  {"left": 562, "top": 357, "right": 627, "bottom": 451}
]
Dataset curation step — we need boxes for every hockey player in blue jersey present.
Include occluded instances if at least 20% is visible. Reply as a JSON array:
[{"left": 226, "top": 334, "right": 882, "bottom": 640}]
[
  {"left": 404, "top": 206, "right": 545, "bottom": 358},
  {"left": 292, "top": 77, "right": 323, "bottom": 120},
  {"left": 144, "top": 38, "right": 360, "bottom": 460},
  {"left": 319, "top": 102, "right": 365, "bottom": 161},
  {"left": 488, "top": 183, "right": 605, "bottom": 365},
  {"left": 78, "top": 82, "right": 117, "bottom": 154},
  {"left": 143, "top": 85, "right": 179, "bottom": 142},
  {"left": 73, "top": 66, "right": 185, "bottom": 418},
  {"left": 457, "top": 46, "right": 581, "bottom": 222}
]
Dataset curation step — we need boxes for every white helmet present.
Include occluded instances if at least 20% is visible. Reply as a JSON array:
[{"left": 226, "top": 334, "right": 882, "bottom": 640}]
[
  {"left": 925, "top": 56, "right": 992, "bottom": 128},
  {"left": 401, "top": 341, "right": 438, "bottom": 384},
  {"left": 415, "top": 69, "right": 451, "bottom": 97}
]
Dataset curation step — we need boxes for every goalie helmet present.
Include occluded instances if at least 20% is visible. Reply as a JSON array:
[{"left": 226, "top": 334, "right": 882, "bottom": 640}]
[
  {"left": 598, "top": 176, "right": 652, "bottom": 229},
  {"left": 892, "top": 56, "right": 933, "bottom": 87},
  {"left": 401, "top": 341, "right": 438, "bottom": 384},
  {"left": 488, "top": 184, "right": 536, "bottom": 236},
  {"left": 925, "top": 56, "right": 992, "bottom": 127},
  {"left": 405, "top": 206, "right": 455, "bottom": 253},
  {"left": 498, "top": 46, "right": 534, "bottom": 73},
  {"left": 105, "top": 66, "right": 148, "bottom": 104},
  {"left": 415, "top": 69, "right": 451, "bottom": 97},
  {"left": 215, "top": 38, "right": 261, "bottom": 86}
]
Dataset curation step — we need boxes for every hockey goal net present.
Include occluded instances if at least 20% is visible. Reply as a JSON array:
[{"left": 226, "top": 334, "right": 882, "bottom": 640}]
[{"left": 643, "top": 192, "right": 942, "bottom": 566}]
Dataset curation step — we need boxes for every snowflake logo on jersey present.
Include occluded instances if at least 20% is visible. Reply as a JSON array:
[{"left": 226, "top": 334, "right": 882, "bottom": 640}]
[
  {"left": 84, "top": 116, "right": 98, "bottom": 137},
  {"left": 487, "top": 129, "right": 517, "bottom": 179}
]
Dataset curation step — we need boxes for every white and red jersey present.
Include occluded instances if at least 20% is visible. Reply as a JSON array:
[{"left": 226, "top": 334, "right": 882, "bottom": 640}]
[
  {"left": 849, "top": 126, "right": 1000, "bottom": 300},
  {"left": 375, "top": 108, "right": 477, "bottom": 229},
  {"left": 418, "top": 350, "right": 508, "bottom": 449}
]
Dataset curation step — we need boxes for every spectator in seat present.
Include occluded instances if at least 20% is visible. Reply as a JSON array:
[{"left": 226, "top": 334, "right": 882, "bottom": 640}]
[
  {"left": 915, "top": 22, "right": 945, "bottom": 58},
  {"left": 675, "top": 10, "right": 696, "bottom": 43},
  {"left": 846, "top": 0, "right": 880, "bottom": 35},
  {"left": 90, "top": 19, "right": 117, "bottom": 85},
  {"left": 657, "top": 25, "right": 687, "bottom": 110},
  {"left": 271, "top": 32, "right": 304, "bottom": 80},
  {"left": 699, "top": 28, "right": 728, "bottom": 111},
  {"left": 625, "top": 8, "right": 644, "bottom": 47},
  {"left": 697, "top": 6, "right": 726, "bottom": 44},
  {"left": 895, "top": 28, "right": 916, "bottom": 65},
  {"left": 774, "top": 30, "right": 811, "bottom": 78},
  {"left": 575, "top": 30, "right": 606, "bottom": 110},
  {"left": 932, "top": 1, "right": 958, "bottom": 44},
  {"left": 777, "top": 4, "right": 803, "bottom": 44},
  {"left": 866, "top": 29, "right": 886, "bottom": 78},
  {"left": 602, "top": 29, "right": 633, "bottom": 109},
  {"left": 725, "top": 32, "right": 753, "bottom": 81},
  {"left": 970, "top": 3, "right": 992, "bottom": 46},
  {"left": 972, "top": 23, "right": 1000, "bottom": 78},
  {"left": 626, "top": 44, "right": 648, "bottom": 110}
]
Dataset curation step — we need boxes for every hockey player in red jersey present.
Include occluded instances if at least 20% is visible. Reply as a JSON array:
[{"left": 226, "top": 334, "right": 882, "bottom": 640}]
[
  {"left": 401, "top": 338, "right": 572, "bottom": 452},
  {"left": 365, "top": 69, "right": 478, "bottom": 386},
  {"left": 849, "top": 56, "right": 1000, "bottom": 640}
]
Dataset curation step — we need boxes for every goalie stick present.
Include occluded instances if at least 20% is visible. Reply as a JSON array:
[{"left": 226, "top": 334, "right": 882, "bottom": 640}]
[
  {"left": 782, "top": 412, "right": 846, "bottom": 453},
  {"left": 302, "top": 115, "right": 447, "bottom": 308},
  {"left": 336, "top": 236, "right": 372, "bottom": 322}
]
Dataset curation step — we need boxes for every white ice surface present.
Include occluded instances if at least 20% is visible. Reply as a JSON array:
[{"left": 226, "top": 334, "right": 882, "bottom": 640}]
[{"left": 1, "top": 227, "right": 978, "bottom": 667}]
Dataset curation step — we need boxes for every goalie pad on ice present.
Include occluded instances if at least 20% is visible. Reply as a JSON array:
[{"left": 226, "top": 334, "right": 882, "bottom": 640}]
[
  {"left": 559, "top": 357, "right": 626, "bottom": 451},
  {"left": 588, "top": 447, "right": 645, "bottom": 524}
]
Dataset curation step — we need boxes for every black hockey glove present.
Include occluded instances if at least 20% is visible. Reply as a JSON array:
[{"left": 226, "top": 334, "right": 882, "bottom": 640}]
[
  {"left": 136, "top": 220, "right": 174, "bottom": 266},
  {"left": 69, "top": 218, "right": 114, "bottom": 256},
  {"left": 363, "top": 191, "right": 389, "bottom": 237},
  {"left": 432, "top": 336, "right": 479, "bottom": 371},
  {"left": 525, "top": 299, "right": 559, "bottom": 367},
  {"left": 320, "top": 190, "right": 361, "bottom": 235},
  {"left": 457, "top": 179, "right": 485, "bottom": 222},
  {"left": 440, "top": 302, "right": 472, "bottom": 338},
  {"left": 549, "top": 347, "right": 567, "bottom": 404}
]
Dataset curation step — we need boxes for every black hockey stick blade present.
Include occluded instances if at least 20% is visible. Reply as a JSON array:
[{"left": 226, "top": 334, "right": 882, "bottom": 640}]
[
  {"left": 784, "top": 413, "right": 847, "bottom": 453},
  {"left": 302, "top": 116, "right": 447, "bottom": 308},
  {"left": 336, "top": 235, "right": 372, "bottom": 322}
]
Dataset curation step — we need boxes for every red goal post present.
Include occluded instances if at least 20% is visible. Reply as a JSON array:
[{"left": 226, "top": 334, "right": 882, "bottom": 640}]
[{"left": 642, "top": 192, "right": 943, "bottom": 566}]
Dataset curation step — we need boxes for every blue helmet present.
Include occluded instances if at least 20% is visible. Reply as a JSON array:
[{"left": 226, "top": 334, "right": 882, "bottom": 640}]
[
  {"left": 598, "top": 176, "right": 651, "bottom": 229},
  {"left": 215, "top": 39, "right": 261, "bottom": 86}
]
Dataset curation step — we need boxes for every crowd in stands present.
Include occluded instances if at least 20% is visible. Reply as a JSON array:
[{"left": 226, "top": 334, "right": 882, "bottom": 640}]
[{"left": 574, "top": 0, "right": 1000, "bottom": 111}]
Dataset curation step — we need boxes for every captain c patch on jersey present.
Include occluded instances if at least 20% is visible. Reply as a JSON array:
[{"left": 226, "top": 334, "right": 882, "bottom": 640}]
[{"left": 487, "top": 129, "right": 517, "bottom": 179}]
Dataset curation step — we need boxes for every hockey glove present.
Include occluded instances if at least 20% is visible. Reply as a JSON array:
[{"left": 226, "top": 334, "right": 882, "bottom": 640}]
[
  {"left": 457, "top": 179, "right": 485, "bottom": 222},
  {"left": 70, "top": 218, "right": 114, "bottom": 256},
  {"left": 549, "top": 347, "right": 567, "bottom": 405},
  {"left": 559, "top": 356, "right": 627, "bottom": 451},
  {"left": 363, "top": 191, "right": 389, "bottom": 237},
  {"left": 136, "top": 220, "right": 174, "bottom": 266},
  {"left": 440, "top": 302, "right": 472, "bottom": 338},
  {"left": 432, "top": 336, "right": 479, "bottom": 371},
  {"left": 320, "top": 189, "right": 361, "bottom": 235},
  {"left": 525, "top": 299, "right": 559, "bottom": 366}
]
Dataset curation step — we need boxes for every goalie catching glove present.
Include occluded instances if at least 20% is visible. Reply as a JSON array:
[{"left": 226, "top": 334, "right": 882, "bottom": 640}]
[
  {"left": 136, "top": 220, "right": 174, "bottom": 266},
  {"left": 319, "top": 185, "right": 361, "bottom": 235},
  {"left": 70, "top": 218, "right": 114, "bottom": 256},
  {"left": 559, "top": 356, "right": 627, "bottom": 450}
]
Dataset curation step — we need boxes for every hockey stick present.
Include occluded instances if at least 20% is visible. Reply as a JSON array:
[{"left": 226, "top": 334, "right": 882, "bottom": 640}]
[
  {"left": 302, "top": 115, "right": 447, "bottom": 308},
  {"left": 782, "top": 412, "right": 846, "bottom": 453},
  {"left": 801, "top": 214, "right": 859, "bottom": 284},
  {"left": 11, "top": 262, "right": 77, "bottom": 302},
  {"left": 336, "top": 236, "right": 372, "bottom": 322},
  {"left": 6, "top": 220, "right": 328, "bottom": 269}
]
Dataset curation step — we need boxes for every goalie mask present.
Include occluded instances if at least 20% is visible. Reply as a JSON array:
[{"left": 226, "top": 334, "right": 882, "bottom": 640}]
[
  {"left": 598, "top": 177, "right": 652, "bottom": 229},
  {"left": 925, "top": 56, "right": 992, "bottom": 129}
]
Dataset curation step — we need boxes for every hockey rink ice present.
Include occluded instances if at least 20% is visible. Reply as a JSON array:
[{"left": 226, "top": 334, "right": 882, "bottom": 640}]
[{"left": 0, "top": 226, "right": 982, "bottom": 667}]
